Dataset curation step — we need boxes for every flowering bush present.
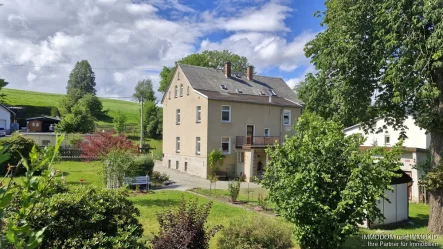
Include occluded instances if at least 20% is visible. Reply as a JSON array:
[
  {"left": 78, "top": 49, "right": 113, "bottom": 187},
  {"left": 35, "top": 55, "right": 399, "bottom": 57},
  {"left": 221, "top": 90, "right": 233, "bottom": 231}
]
[
  {"left": 152, "top": 197, "right": 222, "bottom": 249},
  {"left": 79, "top": 131, "right": 137, "bottom": 160}
]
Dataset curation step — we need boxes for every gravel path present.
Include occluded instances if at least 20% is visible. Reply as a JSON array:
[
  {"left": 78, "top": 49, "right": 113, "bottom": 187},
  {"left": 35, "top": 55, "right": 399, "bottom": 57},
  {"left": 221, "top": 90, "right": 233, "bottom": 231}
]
[{"left": 154, "top": 160, "right": 262, "bottom": 190}]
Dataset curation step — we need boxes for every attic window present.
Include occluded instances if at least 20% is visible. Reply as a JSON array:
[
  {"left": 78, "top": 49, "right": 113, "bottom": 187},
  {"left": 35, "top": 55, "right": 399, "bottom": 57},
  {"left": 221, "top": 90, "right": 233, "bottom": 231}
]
[
  {"left": 236, "top": 89, "right": 243, "bottom": 94},
  {"left": 220, "top": 85, "right": 228, "bottom": 90},
  {"left": 269, "top": 89, "right": 277, "bottom": 96}
]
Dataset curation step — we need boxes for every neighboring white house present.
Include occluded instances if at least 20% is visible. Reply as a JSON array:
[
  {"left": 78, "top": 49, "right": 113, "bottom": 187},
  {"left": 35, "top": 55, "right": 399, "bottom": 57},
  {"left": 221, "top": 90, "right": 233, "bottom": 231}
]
[
  {"left": 360, "top": 170, "right": 412, "bottom": 228},
  {"left": 344, "top": 116, "right": 428, "bottom": 202},
  {"left": 0, "top": 103, "right": 15, "bottom": 130}
]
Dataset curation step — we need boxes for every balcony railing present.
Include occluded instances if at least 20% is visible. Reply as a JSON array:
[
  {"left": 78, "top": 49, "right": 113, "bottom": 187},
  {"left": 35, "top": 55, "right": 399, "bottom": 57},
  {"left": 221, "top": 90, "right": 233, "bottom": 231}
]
[{"left": 236, "top": 136, "right": 280, "bottom": 147}]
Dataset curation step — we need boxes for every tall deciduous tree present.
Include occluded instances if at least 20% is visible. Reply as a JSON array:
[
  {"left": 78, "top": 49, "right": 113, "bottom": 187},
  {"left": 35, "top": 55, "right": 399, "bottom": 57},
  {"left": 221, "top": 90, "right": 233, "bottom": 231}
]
[
  {"left": 56, "top": 101, "right": 96, "bottom": 134},
  {"left": 143, "top": 101, "right": 162, "bottom": 138},
  {"left": 158, "top": 50, "right": 249, "bottom": 93},
  {"left": 133, "top": 79, "right": 156, "bottom": 102},
  {"left": 262, "top": 113, "right": 403, "bottom": 249},
  {"left": 0, "top": 78, "right": 8, "bottom": 99},
  {"left": 298, "top": 0, "right": 443, "bottom": 233}
]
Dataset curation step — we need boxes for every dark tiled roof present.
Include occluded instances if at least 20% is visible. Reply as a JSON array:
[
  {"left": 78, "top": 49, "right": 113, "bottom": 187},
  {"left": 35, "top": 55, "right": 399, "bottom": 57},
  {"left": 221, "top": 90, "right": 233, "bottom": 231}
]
[
  {"left": 178, "top": 64, "right": 303, "bottom": 105},
  {"left": 195, "top": 89, "right": 301, "bottom": 107},
  {"left": 26, "top": 116, "right": 60, "bottom": 122},
  {"left": 390, "top": 169, "right": 413, "bottom": 185}
]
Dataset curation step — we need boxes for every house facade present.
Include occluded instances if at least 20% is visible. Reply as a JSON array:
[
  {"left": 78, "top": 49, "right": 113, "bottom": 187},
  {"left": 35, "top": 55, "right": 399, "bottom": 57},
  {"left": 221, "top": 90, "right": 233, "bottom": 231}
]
[
  {"left": 0, "top": 103, "right": 15, "bottom": 130},
  {"left": 344, "top": 116, "right": 429, "bottom": 202},
  {"left": 162, "top": 63, "right": 303, "bottom": 182}
]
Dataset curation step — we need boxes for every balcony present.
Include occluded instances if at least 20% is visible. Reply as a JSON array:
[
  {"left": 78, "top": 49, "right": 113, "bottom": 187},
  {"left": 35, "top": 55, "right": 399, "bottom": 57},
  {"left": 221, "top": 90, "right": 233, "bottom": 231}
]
[{"left": 235, "top": 136, "right": 280, "bottom": 149}]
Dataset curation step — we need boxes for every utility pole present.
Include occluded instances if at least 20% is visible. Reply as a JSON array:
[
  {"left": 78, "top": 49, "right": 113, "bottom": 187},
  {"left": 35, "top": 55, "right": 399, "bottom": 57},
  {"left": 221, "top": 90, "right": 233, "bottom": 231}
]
[{"left": 139, "top": 96, "right": 144, "bottom": 152}]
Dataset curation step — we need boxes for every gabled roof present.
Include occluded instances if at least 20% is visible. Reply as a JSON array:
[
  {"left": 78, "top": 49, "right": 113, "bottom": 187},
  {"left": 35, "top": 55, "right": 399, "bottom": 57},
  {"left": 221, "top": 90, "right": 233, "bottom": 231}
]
[
  {"left": 0, "top": 103, "right": 16, "bottom": 115},
  {"left": 176, "top": 64, "right": 303, "bottom": 106},
  {"left": 26, "top": 116, "right": 60, "bottom": 122}
]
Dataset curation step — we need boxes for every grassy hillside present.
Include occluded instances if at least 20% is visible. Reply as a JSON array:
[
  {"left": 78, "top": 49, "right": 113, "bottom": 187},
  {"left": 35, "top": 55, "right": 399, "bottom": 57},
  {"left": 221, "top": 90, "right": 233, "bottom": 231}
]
[{"left": 1, "top": 88, "right": 140, "bottom": 127}]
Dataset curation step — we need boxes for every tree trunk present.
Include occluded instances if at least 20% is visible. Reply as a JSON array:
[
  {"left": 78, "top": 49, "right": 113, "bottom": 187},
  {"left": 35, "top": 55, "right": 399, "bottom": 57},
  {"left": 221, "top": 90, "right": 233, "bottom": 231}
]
[{"left": 428, "top": 132, "right": 443, "bottom": 234}]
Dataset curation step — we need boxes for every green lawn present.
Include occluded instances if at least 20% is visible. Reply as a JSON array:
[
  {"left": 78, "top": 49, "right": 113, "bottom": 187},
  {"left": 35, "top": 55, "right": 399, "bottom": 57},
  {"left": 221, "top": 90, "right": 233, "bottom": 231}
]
[
  {"left": 344, "top": 203, "right": 443, "bottom": 248},
  {"left": 11, "top": 160, "right": 443, "bottom": 249},
  {"left": 192, "top": 187, "right": 268, "bottom": 205},
  {"left": 129, "top": 191, "right": 274, "bottom": 248},
  {"left": 2, "top": 88, "right": 140, "bottom": 127},
  {"left": 55, "top": 161, "right": 103, "bottom": 187}
]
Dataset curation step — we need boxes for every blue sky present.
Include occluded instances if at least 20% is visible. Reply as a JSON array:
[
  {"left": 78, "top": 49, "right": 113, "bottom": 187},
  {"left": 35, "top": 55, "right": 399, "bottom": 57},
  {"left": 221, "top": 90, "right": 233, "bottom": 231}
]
[{"left": 0, "top": 0, "right": 325, "bottom": 100}]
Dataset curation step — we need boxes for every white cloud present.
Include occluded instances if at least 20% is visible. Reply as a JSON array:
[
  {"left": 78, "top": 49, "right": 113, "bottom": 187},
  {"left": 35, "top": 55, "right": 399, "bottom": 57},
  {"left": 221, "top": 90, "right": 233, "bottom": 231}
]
[
  {"left": 126, "top": 4, "right": 157, "bottom": 14},
  {"left": 286, "top": 64, "right": 316, "bottom": 88},
  {"left": 0, "top": 0, "right": 316, "bottom": 98},
  {"left": 223, "top": 3, "right": 292, "bottom": 32},
  {"left": 27, "top": 72, "right": 37, "bottom": 83},
  {"left": 200, "top": 31, "right": 317, "bottom": 72}
]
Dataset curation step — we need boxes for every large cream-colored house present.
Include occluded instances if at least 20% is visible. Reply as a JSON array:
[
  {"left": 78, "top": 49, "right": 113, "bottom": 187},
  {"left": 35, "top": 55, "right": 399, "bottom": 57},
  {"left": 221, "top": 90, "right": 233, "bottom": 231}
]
[{"left": 162, "top": 63, "right": 303, "bottom": 182}]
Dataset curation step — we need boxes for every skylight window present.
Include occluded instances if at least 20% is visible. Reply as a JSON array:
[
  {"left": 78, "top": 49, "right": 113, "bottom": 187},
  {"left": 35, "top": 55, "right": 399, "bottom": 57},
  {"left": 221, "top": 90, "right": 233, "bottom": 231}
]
[
  {"left": 236, "top": 89, "right": 243, "bottom": 94},
  {"left": 220, "top": 84, "right": 228, "bottom": 90},
  {"left": 269, "top": 89, "right": 277, "bottom": 96},
  {"left": 259, "top": 91, "right": 265, "bottom": 95}
]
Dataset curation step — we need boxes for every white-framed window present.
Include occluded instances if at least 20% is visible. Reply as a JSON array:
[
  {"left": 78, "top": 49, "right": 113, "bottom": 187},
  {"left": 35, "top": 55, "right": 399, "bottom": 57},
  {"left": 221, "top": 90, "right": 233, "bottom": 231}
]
[
  {"left": 36, "top": 123, "right": 40, "bottom": 127},
  {"left": 176, "top": 109, "right": 180, "bottom": 124},
  {"left": 175, "top": 85, "right": 178, "bottom": 98},
  {"left": 180, "top": 84, "right": 183, "bottom": 97},
  {"left": 237, "top": 151, "right": 245, "bottom": 163},
  {"left": 168, "top": 91, "right": 171, "bottom": 100},
  {"left": 221, "top": 137, "right": 231, "bottom": 154},
  {"left": 32, "top": 123, "right": 35, "bottom": 127},
  {"left": 196, "top": 106, "right": 201, "bottom": 123},
  {"left": 196, "top": 137, "right": 201, "bottom": 155},
  {"left": 283, "top": 110, "right": 291, "bottom": 126},
  {"left": 264, "top": 128, "right": 270, "bottom": 137},
  {"left": 187, "top": 86, "right": 190, "bottom": 95},
  {"left": 384, "top": 134, "right": 390, "bottom": 145},
  {"left": 176, "top": 137, "right": 180, "bottom": 153},
  {"left": 221, "top": 105, "right": 231, "bottom": 122},
  {"left": 176, "top": 161, "right": 179, "bottom": 169}
]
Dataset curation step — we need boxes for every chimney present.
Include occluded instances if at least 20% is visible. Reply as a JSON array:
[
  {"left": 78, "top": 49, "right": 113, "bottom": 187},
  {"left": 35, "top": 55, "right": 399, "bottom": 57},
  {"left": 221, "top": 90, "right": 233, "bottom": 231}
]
[
  {"left": 269, "top": 95, "right": 272, "bottom": 103},
  {"left": 247, "top": 66, "right": 253, "bottom": 81},
  {"left": 225, "top": 62, "right": 231, "bottom": 78}
]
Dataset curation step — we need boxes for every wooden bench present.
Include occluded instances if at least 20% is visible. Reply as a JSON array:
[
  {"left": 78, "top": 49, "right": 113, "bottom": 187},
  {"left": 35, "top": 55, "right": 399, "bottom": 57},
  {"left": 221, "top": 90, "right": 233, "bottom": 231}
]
[{"left": 124, "top": 176, "right": 151, "bottom": 191}]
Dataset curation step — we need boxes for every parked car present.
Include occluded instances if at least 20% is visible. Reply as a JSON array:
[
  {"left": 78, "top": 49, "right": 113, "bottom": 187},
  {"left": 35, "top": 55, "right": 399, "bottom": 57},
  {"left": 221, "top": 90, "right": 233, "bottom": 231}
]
[
  {"left": 0, "top": 128, "right": 6, "bottom": 137},
  {"left": 49, "top": 124, "right": 55, "bottom": 131}
]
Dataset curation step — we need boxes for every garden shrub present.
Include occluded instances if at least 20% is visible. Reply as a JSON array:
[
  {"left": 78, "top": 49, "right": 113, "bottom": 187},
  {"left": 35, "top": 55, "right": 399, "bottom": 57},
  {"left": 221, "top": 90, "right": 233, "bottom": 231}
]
[
  {"left": 152, "top": 197, "right": 222, "bottom": 249},
  {"left": 20, "top": 186, "right": 145, "bottom": 249},
  {"left": 217, "top": 216, "right": 293, "bottom": 249},
  {"left": 0, "top": 133, "right": 37, "bottom": 174},
  {"left": 133, "top": 155, "right": 155, "bottom": 176},
  {"left": 103, "top": 149, "right": 136, "bottom": 188},
  {"left": 67, "top": 133, "right": 83, "bottom": 147},
  {"left": 228, "top": 180, "right": 241, "bottom": 202}
]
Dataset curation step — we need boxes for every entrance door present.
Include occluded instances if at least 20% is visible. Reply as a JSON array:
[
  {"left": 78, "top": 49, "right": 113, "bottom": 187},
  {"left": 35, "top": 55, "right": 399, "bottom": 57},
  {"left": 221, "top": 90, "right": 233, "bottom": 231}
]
[
  {"left": 405, "top": 171, "right": 412, "bottom": 201},
  {"left": 246, "top": 125, "right": 254, "bottom": 145}
]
